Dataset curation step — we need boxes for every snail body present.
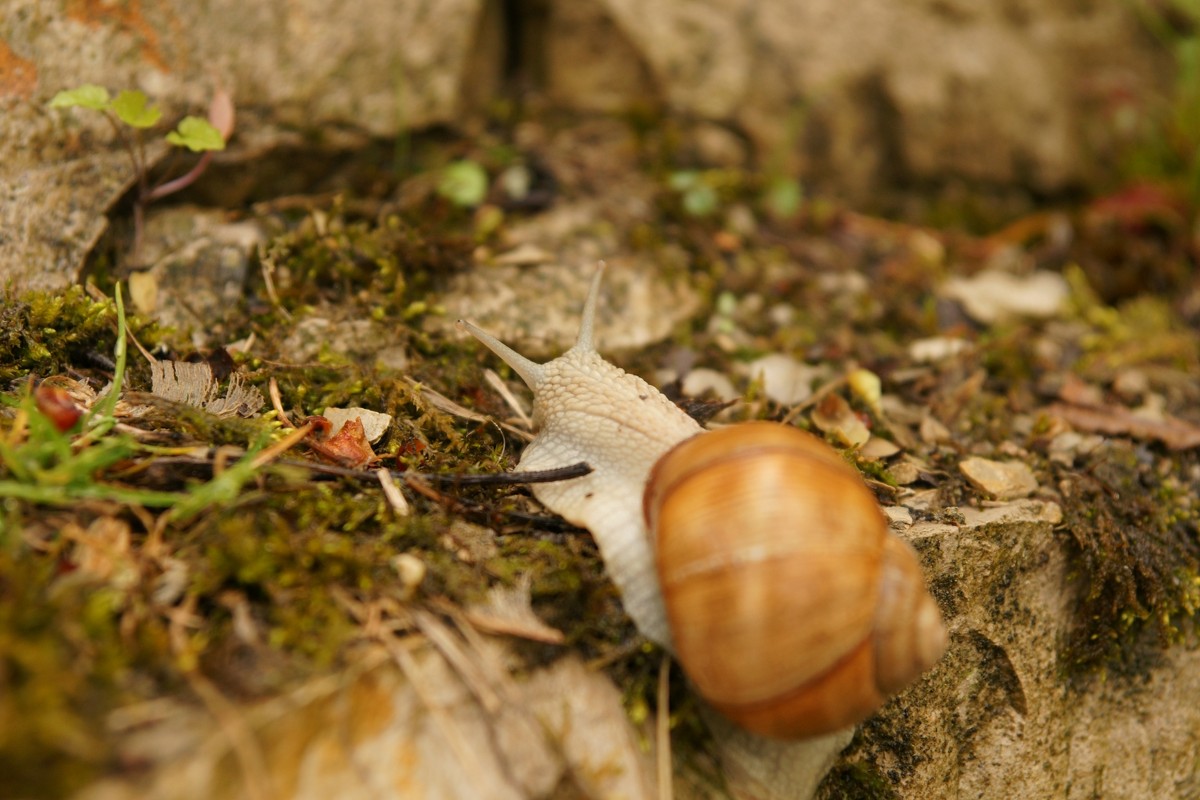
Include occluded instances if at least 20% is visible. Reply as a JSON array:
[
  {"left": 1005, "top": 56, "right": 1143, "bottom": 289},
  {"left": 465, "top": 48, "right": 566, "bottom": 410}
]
[{"left": 458, "top": 267, "right": 946, "bottom": 740}]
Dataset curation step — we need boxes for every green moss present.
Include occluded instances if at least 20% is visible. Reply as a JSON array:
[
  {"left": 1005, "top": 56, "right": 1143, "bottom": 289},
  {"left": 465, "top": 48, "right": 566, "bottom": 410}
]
[
  {"left": 819, "top": 760, "right": 900, "bottom": 800},
  {"left": 0, "top": 286, "right": 161, "bottom": 384},
  {"left": 1058, "top": 443, "right": 1200, "bottom": 673},
  {"left": 0, "top": 529, "right": 174, "bottom": 797}
]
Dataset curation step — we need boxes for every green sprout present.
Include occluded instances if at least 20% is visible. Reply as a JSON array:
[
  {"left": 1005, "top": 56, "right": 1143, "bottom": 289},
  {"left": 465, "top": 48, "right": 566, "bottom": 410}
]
[
  {"left": 437, "top": 159, "right": 490, "bottom": 207},
  {"left": 763, "top": 174, "right": 804, "bottom": 219},
  {"left": 49, "top": 85, "right": 231, "bottom": 264},
  {"left": 0, "top": 284, "right": 268, "bottom": 525},
  {"left": 668, "top": 170, "right": 720, "bottom": 217}
]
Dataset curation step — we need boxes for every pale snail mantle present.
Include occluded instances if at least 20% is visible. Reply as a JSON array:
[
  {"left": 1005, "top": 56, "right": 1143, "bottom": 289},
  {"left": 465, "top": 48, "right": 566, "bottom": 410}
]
[{"left": 457, "top": 266, "right": 947, "bottom": 741}]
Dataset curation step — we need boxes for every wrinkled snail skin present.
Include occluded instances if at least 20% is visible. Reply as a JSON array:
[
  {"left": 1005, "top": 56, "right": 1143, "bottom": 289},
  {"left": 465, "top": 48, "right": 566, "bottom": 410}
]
[
  {"left": 458, "top": 266, "right": 947, "bottom": 741},
  {"left": 457, "top": 268, "right": 702, "bottom": 647}
]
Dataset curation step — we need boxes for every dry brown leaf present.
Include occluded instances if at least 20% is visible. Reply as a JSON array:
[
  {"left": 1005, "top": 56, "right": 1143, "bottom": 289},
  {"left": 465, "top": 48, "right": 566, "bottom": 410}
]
[
  {"left": 1044, "top": 402, "right": 1200, "bottom": 450},
  {"left": 810, "top": 392, "right": 870, "bottom": 447},
  {"left": 306, "top": 416, "right": 378, "bottom": 468}
]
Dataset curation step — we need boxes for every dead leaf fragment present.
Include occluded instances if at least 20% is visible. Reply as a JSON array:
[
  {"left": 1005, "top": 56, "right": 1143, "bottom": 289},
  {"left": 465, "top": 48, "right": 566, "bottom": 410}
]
[
  {"left": 150, "top": 360, "right": 264, "bottom": 418},
  {"left": 811, "top": 392, "right": 870, "bottom": 447},
  {"left": 740, "top": 354, "right": 825, "bottom": 406},
  {"left": 957, "top": 500, "right": 1063, "bottom": 528},
  {"left": 465, "top": 576, "right": 566, "bottom": 645},
  {"left": 859, "top": 436, "right": 901, "bottom": 460},
  {"left": 308, "top": 416, "right": 378, "bottom": 468},
  {"left": 1045, "top": 402, "right": 1200, "bottom": 450},
  {"left": 909, "top": 336, "right": 971, "bottom": 363}
]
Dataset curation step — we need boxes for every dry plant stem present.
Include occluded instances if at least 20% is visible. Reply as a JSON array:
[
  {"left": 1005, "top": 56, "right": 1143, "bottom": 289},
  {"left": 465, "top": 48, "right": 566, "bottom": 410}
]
[
  {"left": 415, "top": 611, "right": 502, "bottom": 713},
  {"left": 658, "top": 653, "right": 674, "bottom": 800},
  {"left": 259, "top": 252, "right": 291, "bottom": 320},
  {"left": 145, "top": 151, "right": 214, "bottom": 202},
  {"left": 387, "top": 637, "right": 493, "bottom": 797},
  {"left": 184, "top": 669, "right": 274, "bottom": 800},
  {"left": 267, "top": 378, "right": 291, "bottom": 425},
  {"left": 249, "top": 422, "right": 314, "bottom": 469},
  {"left": 376, "top": 467, "right": 411, "bottom": 516},
  {"left": 484, "top": 368, "right": 533, "bottom": 430},
  {"left": 406, "top": 377, "right": 533, "bottom": 442}
]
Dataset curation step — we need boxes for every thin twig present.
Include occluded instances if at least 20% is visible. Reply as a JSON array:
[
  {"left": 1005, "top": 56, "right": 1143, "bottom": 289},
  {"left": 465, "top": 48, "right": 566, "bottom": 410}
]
[
  {"left": 145, "top": 151, "right": 214, "bottom": 202},
  {"left": 414, "top": 610, "right": 501, "bottom": 713},
  {"left": 657, "top": 653, "right": 673, "bottom": 800},
  {"left": 387, "top": 637, "right": 492, "bottom": 796},
  {"left": 376, "top": 467, "right": 411, "bottom": 516},
  {"left": 184, "top": 669, "right": 274, "bottom": 800}
]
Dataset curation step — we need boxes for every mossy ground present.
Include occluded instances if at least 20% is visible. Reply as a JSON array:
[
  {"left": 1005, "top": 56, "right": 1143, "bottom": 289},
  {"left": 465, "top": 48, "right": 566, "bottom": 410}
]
[{"left": 2, "top": 111, "right": 1199, "bottom": 798}]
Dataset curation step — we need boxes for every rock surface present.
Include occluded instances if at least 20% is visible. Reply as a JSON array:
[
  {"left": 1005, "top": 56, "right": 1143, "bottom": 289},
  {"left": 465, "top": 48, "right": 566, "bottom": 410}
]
[
  {"left": 867, "top": 503, "right": 1200, "bottom": 800},
  {"left": 58, "top": 496, "right": 1200, "bottom": 800},
  {"left": 0, "top": 0, "right": 1169, "bottom": 291}
]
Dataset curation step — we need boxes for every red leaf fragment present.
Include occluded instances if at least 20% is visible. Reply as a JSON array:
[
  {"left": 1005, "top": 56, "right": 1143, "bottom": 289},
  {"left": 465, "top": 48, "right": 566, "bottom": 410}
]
[{"left": 303, "top": 415, "right": 378, "bottom": 468}]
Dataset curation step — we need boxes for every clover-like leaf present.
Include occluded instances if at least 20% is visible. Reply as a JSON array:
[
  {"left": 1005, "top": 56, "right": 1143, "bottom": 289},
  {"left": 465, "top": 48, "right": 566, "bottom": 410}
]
[
  {"left": 682, "top": 183, "right": 719, "bottom": 217},
  {"left": 764, "top": 175, "right": 803, "bottom": 218},
  {"left": 49, "top": 84, "right": 111, "bottom": 111},
  {"left": 111, "top": 90, "right": 162, "bottom": 128},
  {"left": 667, "top": 170, "right": 700, "bottom": 192},
  {"left": 165, "top": 116, "right": 226, "bottom": 152}
]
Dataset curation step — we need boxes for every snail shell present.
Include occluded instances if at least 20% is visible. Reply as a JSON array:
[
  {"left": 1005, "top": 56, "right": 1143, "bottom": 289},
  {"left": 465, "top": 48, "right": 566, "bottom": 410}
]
[
  {"left": 646, "top": 422, "right": 945, "bottom": 738},
  {"left": 458, "top": 266, "right": 946, "bottom": 739}
]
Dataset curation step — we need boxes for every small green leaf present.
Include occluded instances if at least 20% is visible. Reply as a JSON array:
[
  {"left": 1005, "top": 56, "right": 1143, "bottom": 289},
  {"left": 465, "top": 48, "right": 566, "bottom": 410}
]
[
  {"left": 111, "top": 90, "right": 161, "bottom": 128},
  {"left": 437, "top": 160, "right": 489, "bottom": 207},
  {"left": 165, "top": 116, "right": 226, "bottom": 152},
  {"left": 764, "top": 176, "right": 803, "bottom": 218},
  {"left": 48, "top": 84, "right": 111, "bottom": 111},
  {"left": 668, "top": 170, "right": 700, "bottom": 191},
  {"left": 682, "top": 184, "right": 719, "bottom": 217}
]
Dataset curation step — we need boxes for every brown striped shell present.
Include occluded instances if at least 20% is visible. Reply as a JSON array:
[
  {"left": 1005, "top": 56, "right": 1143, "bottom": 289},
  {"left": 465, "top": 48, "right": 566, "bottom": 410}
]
[{"left": 644, "top": 422, "right": 946, "bottom": 739}]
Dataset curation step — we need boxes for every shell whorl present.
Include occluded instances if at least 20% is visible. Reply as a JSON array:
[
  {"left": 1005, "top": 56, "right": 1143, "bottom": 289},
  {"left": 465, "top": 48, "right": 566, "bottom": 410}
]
[{"left": 457, "top": 266, "right": 702, "bottom": 646}]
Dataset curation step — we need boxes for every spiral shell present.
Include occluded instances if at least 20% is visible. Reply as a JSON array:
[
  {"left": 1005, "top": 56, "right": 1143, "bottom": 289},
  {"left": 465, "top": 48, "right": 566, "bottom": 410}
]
[{"left": 644, "top": 422, "right": 946, "bottom": 739}]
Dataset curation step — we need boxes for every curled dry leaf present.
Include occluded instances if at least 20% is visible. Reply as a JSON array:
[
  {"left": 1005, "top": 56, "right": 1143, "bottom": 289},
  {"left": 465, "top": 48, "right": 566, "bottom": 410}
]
[
  {"left": 810, "top": 392, "right": 870, "bottom": 447},
  {"left": 306, "top": 416, "right": 378, "bottom": 468},
  {"left": 847, "top": 368, "right": 882, "bottom": 416}
]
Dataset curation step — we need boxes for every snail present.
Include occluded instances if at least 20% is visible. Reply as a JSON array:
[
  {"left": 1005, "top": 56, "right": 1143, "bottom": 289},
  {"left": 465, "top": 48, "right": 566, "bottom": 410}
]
[{"left": 457, "top": 266, "right": 946, "bottom": 740}]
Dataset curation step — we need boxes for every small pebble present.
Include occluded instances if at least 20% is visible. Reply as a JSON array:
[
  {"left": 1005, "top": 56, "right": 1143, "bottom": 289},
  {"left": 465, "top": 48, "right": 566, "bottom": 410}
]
[
  {"left": 323, "top": 407, "right": 393, "bottom": 443},
  {"left": 942, "top": 269, "right": 1068, "bottom": 324},
  {"left": 959, "top": 456, "right": 1039, "bottom": 500}
]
